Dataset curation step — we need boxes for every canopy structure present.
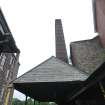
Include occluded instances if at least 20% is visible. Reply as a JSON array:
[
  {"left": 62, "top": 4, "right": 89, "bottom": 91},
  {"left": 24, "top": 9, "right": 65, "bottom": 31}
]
[
  {"left": 13, "top": 56, "right": 88, "bottom": 102},
  {"left": 0, "top": 9, "right": 20, "bottom": 53},
  {"left": 67, "top": 62, "right": 105, "bottom": 104}
]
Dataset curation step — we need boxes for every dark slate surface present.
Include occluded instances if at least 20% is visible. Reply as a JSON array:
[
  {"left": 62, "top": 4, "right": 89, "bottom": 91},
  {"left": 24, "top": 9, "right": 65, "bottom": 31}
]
[
  {"left": 70, "top": 36, "right": 105, "bottom": 74},
  {"left": 14, "top": 56, "right": 88, "bottom": 83}
]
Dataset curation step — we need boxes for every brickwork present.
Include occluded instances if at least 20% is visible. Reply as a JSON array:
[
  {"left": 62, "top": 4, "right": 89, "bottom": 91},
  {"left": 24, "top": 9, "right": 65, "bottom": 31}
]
[
  {"left": 70, "top": 36, "right": 105, "bottom": 74},
  {"left": 55, "top": 19, "right": 68, "bottom": 63},
  {"left": 93, "top": 0, "right": 105, "bottom": 47}
]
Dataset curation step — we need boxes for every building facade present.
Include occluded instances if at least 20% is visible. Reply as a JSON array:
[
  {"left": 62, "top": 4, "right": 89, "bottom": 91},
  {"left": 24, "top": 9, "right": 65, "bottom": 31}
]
[
  {"left": 70, "top": 0, "right": 105, "bottom": 75},
  {"left": 0, "top": 9, "right": 20, "bottom": 105},
  {"left": 0, "top": 53, "right": 20, "bottom": 105}
]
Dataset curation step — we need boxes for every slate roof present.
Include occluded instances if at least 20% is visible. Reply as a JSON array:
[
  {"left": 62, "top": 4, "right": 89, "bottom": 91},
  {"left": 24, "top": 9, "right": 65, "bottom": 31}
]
[{"left": 14, "top": 56, "right": 88, "bottom": 83}]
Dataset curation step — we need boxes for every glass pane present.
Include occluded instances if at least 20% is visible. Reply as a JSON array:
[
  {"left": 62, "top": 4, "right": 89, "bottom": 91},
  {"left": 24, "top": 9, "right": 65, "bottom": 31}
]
[{"left": 0, "top": 23, "right": 4, "bottom": 34}]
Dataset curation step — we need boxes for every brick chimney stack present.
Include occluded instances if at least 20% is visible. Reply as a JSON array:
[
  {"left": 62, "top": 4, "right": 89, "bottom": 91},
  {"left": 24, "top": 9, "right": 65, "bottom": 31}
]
[{"left": 55, "top": 19, "right": 68, "bottom": 63}]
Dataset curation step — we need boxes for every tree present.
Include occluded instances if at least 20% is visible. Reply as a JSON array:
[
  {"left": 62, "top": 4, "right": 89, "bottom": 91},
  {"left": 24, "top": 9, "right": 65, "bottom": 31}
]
[
  {"left": 12, "top": 98, "right": 24, "bottom": 105},
  {"left": 12, "top": 98, "right": 56, "bottom": 105}
]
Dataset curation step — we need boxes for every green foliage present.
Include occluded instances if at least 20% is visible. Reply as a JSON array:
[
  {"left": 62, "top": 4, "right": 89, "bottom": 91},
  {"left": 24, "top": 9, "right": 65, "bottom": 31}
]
[
  {"left": 12, "top": 98, "right": 24, "bottom": 105},
  {"left": 12, "top": 98, "right": 56, "bottom": 105}
]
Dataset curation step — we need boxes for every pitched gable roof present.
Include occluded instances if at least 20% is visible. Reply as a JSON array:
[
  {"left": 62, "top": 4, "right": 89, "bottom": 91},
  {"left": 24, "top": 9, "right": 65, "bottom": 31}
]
[{"left": 14, "top": 56, "right": 88, "bottom": 83}]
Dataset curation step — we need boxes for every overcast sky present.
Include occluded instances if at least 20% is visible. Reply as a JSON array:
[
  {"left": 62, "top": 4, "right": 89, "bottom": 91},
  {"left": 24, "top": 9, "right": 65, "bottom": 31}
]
[{"left": 1, "top": 0, "right": 96, "bottom": 100}]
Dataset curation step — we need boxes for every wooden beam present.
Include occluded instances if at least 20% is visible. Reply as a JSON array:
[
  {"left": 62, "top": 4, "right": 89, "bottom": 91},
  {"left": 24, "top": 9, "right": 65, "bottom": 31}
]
[
  {"left": 34, "top": 99, "right": 35, "bottom": 105},
  {"left": 25, "top": 95, "right": 27, "bottom": 105}
]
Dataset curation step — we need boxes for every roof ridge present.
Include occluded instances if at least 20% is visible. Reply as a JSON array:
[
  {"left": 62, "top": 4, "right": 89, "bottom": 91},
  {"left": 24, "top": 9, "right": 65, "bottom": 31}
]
[{"left": 55, "top": 57, "right": 89, "bottom": 76}]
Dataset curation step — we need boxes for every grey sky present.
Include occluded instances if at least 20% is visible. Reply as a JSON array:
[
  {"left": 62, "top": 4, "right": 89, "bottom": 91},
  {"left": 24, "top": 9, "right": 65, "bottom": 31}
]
[{"left": 1, "top": 0, "right": 95, "bottom": 100}]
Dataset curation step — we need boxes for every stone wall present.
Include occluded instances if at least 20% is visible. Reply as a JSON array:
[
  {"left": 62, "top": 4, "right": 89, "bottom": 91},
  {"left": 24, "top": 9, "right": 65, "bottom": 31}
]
[{"left": 70, "top": 36, "right": 105, "bottom": 74}]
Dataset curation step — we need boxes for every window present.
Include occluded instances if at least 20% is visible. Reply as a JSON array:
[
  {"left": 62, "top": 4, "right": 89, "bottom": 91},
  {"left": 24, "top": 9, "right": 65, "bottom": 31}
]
[
  {"left": 0, "top": 54, "right": 6, "bottom": 70},
  {"left": 10, "top": 56, "right": 13, "bottom": 65},
  {"left": 0, "top": 88, "right": 4, "bottom": 100}
]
